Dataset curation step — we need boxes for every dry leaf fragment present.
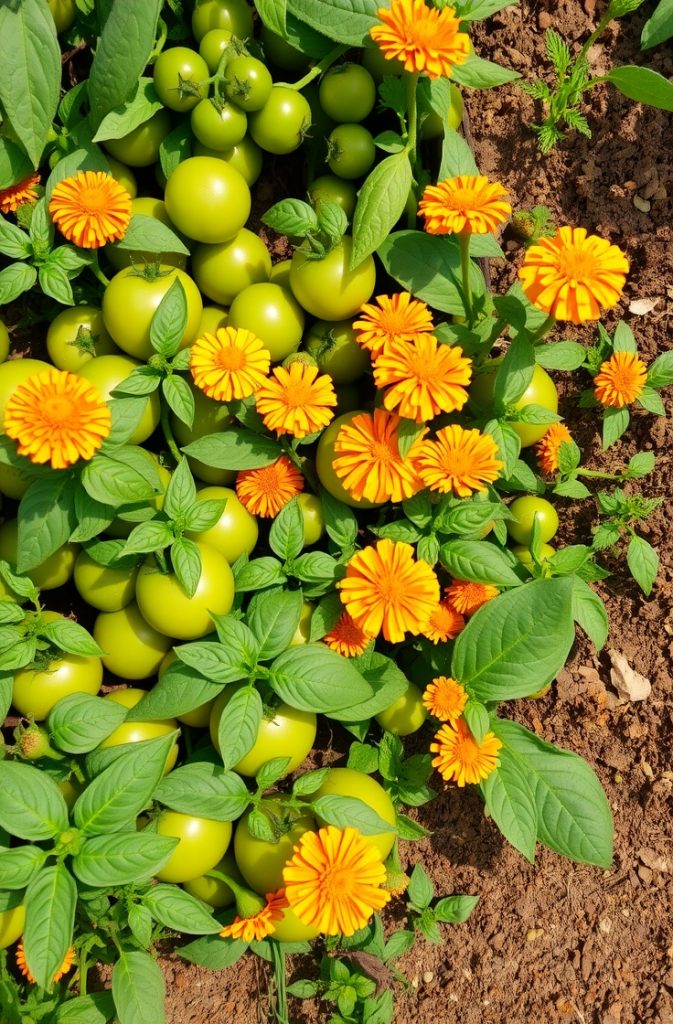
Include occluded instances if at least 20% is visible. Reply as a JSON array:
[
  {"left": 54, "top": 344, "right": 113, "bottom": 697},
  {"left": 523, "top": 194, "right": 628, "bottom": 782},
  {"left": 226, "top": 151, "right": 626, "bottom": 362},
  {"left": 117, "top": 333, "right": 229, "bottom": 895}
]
[
  {"left": 628, "top": 298, "right": 657, "bottom": 316},
  {"left": 608, "top": 649, "right": 651, "bottom": 703},
  {"left": 638, "top": 847, "right": 670, "bottom": 873}
]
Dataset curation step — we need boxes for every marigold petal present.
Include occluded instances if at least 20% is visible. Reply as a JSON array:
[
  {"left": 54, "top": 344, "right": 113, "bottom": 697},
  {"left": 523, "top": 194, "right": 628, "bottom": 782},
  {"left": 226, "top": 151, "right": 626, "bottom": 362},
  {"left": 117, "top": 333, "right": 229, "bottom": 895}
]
[
  {"left": 190, "top": 327, "right": 271, "bottom": 401},
  {"left": 48, "top": 171, "right": 132, "bottom": 249},
  {"left": 370, "top": 0, "right": 471, "bottom": 80},
  {"left": 419, "top": 175, "right": 511, "bottom": 235},
  {"left": 430, "top": 718, "right": 502, "bottom": 786},
  {"left": 236, "top": 456, "right": 304, "bottom": 518},
  {"left": 594, "top": 351, "right": 647, "bottom": 408}
]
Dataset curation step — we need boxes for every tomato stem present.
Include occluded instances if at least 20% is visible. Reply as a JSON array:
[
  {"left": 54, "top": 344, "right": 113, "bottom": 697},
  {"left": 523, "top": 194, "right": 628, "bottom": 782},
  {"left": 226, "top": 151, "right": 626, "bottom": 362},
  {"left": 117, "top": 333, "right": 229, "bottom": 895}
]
[
  {"left": 530, "top": 314, "right": 556, "bottom": 341},
  {"left": 278, "top": 44, "right": 348, "bottom": 92},
  {"left": 160, "top": 400, "right": 182, "bottom": 465}
]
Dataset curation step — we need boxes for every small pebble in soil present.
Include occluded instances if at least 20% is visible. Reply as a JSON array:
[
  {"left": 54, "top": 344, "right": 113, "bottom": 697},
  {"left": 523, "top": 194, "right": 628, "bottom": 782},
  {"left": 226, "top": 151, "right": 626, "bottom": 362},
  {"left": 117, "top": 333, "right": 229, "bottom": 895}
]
[
  {"left": 526, "top": 928, "right": 545, "bottom": 942},
  {"left": 599, "top": 917, "right": 613, "bottom": 935},
  {"left": 423, "top": 972, "right": 434, "bottom": 984}
]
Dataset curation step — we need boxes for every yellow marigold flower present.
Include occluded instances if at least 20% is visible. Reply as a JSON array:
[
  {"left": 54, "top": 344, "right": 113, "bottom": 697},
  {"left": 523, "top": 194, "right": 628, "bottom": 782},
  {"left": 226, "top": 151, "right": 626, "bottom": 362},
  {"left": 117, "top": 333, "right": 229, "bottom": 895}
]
[
  {"left": 283, "top": 825, "right": 390, "bottom": 937},
  {"left": 255, "top": 362, "right": 337, "bottom": 439},
  {"left": 323, "top": 611, "right": 373, "bottom": 658},
  {"left": 422, "top": 600, "right": 465, "bottom": 644},
  {"left": 190, "top": 327, "right": 271, "bottom": 402},
  {"left": 48, "top": 171, "right": 132, "bottom": 249},
  {"left": 236, "top": 456, "right": 304, "bottom": 518},
  {"left": 219, "top": 890, "right": 288, "bottom": 942},
  {"left": 593, "top": 351, "right": 648, "bottom": 408},
  {"left": 332, "top": 408, "right": 425, "bottom": 504},
  {"left": 338, "top": 538, "right": 439, "bottom": 644},
  {"left": 445, "top": 578, "right": 499, "bottom": 617},
  {"left": 16, "top": 938, "right": 75, "bottom": 984},
  {"left": 535, "top": 422, "right": 573, "bottom": 474},
  {"left": 373, "top": 335, "right": 472, "bottom": 424},
  {"left": 518, "top": 226, "right": 629, "bottom": 324},
  {"left": 353, "top": 292, "right": 434, "bottom": 359},
  {"left": 423, "top": 676, "right": 468, "bottom": 722},
  {"left": 430, "top": 717, "right": 502, "bottom": 786},
  {"left": 416, "top": 424, "right": 503, "bottom": 496},
  {"left": 370, "top": 0, "right": 471, "bottom": 79},
  {"left": 3, "top": 369, "right": 111, "bottom": 470},
  {"left": 419, "top": 175, "right": 511, "bottom": 235},
  {"left": 0, "top": 173, "right": 40, "bottom": 214}
]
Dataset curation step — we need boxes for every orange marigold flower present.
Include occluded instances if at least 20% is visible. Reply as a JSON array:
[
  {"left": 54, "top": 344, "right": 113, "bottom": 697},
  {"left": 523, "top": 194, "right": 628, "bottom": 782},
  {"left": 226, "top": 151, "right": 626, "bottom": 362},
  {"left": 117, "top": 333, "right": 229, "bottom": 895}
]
[
  {"left": 338, "top": 538, "right": 439, "bottom": 644},
  {"left": 419, "top": 175, "right": 511, "bottom": 235},
  {"left": 332, "top": 408, "right": 425, "bottom": 504},
  {"left": 323, "top": 611, "right": 373, "bottom": 658},
  {"left": 283, "top": 825, "right": 390, "bottom": 937},
  {"left": 430, "top": 718, "right": 502, "bottom": 786},
  {"left": 416, "top": 424, "right": 503, "bottom": 496},
  {"left": 373, "top": 335, "right": 472, "bottom": 424},
  {"left": 518, "top": 226, "right": 629, "bottom": 324},
  {"left": 219, "top": 890, "right": 288, "bottom": 942},
  {"left": 48, "top": 171, "right": 132, "bottom": 249},
  {"left": 255, "top": 362, "right": 337, "bottom": 439},
  {"left": 370, "top": 0, "right": 471, "bottom": 79},
  {"left": 445, "top": 578, "right": 499, "bottom": 617},
  {"left": 190, "top": 327, "right": 271, "bottom": 402},
  {"left": 535, "top": 422, "right": 573, "bottom": 474},
  {"left": 594, "top": 351, "right": 648, "bottom": 408},
  {"left": 16, "top": 938, "right": 75, "bottom": 984},
  {"left": 353, "top": 292, "right": 434, "bottom": 359},
  {"left": 236, "top": 456, "right": 304, "bottom": 518},
  {"left": 0, "top": 173, "right": 40, "bottom": 214},
  {"left": 423, "top": 676, "right": 468, "bottom": 722},
  {"left": 3, "top": 369, "right": 111, "bottom": 470},
  {"left": 422, "top": 600, "right": 465, "bottom": 644}
]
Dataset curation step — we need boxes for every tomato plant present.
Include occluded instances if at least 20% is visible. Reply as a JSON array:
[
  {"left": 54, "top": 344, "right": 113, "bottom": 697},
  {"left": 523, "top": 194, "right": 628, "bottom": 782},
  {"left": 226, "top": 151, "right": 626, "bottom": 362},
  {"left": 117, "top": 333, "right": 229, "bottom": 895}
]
[
  {"left": 73, "top": 550, "right": 138, "bottom": 612},
  {"left": 153, "top": 47, "right": 209, "bottom": 112},
  {"left": 102, "top": 266, "right": 203, "bottom": 361},
  {"left": 0, "top": 358, "right": 50, "bottom": 421},
  {"left": 154, "top": 811, "right": 233, "bottom": 883},
  {"left": 308, "top": 176, "right": 358, "bottom": 221},
  {"left": 199, "top": 29, "right": 233, "bottom": 73},
  {"left": 297, "top": 493, "right": 325, "bottom": 546},
  {"left": 191, "top": 0, "right": 254, "bottom": 42},
  {"left": 78, "top": 354, "right": 161, "bottom": 444},
  {"left": 186, "top": 485, "right": 258, "bottom": 563},
  {"left": 193, "top": 136, "right": 264, "bottom": 185},
  {"left": 46, "top": 306, "right": 118, "bottom": 371},
  {"left": 225, "top": 56, "right": 273, "bottom": 112},
  {"left": 183, "top": 849, "right": 239, "bottom": 907},
  {"left": 164, "top": 156, "right": 251, "bottom": 244},
  {"left": 375, "top": 682, "right": 426, "bottom": 736},
  {"left": 290, "top": 238, "right": 376, "bottom": 321},
  {"left": 304, "top": 319, "right": 370, "bottom": 383},
  {"left": 311, "top": 768, "right": 397, "bottom": 860},
  {"left": 0, "top": 321, "right": 9, "bottom": 364},
  {"left": 0, "top": 902, "right": 25, "bottom": 949},
  {"left": 100, "top": 688, "right": 179, "bottom": 772},
  {"left": 102, "top": 109, "right": 171, "bottom": 167},
  {"left": 0, "top": 520, "right": 77, "bottom": 590},
  {"left": 470, "top": 363, "right": 559, "bottom": 447},
  {"left": 506, "top": 496, "right": 560, "bottom": 545},
  {"left": 209, "top": 689, "right": 316, "bottom": 776},
  {"left": 233, "top": 797, "right": 316, "bottom": 894},
  {"left": 191, "top": 99, "right": 248, "bottom": 150},
  {"left": 106, "top": 197, "right": 186, "bottom": 272}
]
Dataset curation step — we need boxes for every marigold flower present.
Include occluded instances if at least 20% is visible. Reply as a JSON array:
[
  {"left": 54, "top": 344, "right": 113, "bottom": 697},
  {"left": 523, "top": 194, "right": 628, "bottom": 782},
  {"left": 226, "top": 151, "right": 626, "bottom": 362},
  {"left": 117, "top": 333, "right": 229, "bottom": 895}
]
[
  {"left": 593, "top": 351, "right": 648, "bottom": 408},
  {"left": 3, "top": 369, "right": 111, "bottom": 470},
  {"left": 283, "top": 825, "right": 390, "bottom": 937},
  {"left": 190, "top": 327, "right": 271, "bottom": 402},
  {"left": 373, "top": 335, "right": 472, "bottom": 424},
  {"left": 16, "top": 938, "right": 75, "bottom": 984},
  {"left": 332, "top": 408, "right": 425, "bottom": 505},
  {"left": 370, "top": 0, "right": 471, "bottom": 79},
  {"left": 430, "top": 718, "right": 502, "bottom": 786},
  {"left": 535, "top": 422, "right": 573, "bottom": 475},
  {"left": 219, "top": 890, "right": 288, "bottom": 942},
  {"left": 423, "top": 676, "right": 468, "bottom": 722},
  {"left": 255, "top": 362, "right": 337, "bottom": 439},
  {"left": 419, "top": 175, "right": 511, "bottom": 236},
  {"left": 0, "top": 173, "right": 40, "bottom": 214},
  {"left": 518, "top": 226, "right": 629, "bottom": 324},
  {"left": 445, "top": 578, "right": 499, "bottom": 617},
  {"left": 416, "top": 424, "right": 502, "bottom": 496},
  {"left": 353, "top": 293, "right": 434, "bottom": 359},
  {"left": 48, "top": 171, "right": 132, "bottom": 249},
  {"left": 323, "top": 611, "right": 373, "bottom": 658},
  {"left": 338, "top": 538, "right": 439, "bottom": 644},
  {"left": 422, "top": 600, "right": 465, "bottom": 644},
  {"left": 236, "top": 456, "right": 304, "bottom": 518}
]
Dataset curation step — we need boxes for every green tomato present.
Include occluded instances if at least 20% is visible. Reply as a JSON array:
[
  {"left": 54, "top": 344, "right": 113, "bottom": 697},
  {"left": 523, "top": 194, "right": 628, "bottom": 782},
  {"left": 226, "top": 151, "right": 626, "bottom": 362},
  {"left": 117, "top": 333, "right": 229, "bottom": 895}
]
[
  {"left": 93, "top": 602, "right": 172, "bottom": 679},
  {"left": 0, "top": 902, "right": 25, "bottom": 948},
  {"left": 12, "top": 653, "right": 103, "bottom": 720},
  {"left": 77, "top": 354, "right": 160, "bottom": 445},
  {"left": 191, "top": 99, "right": 247, "bottom": 150},
  {"left": 46, "top": 306, "right": 118, "bottom": 372},
  {"left": 249, "top": 87, "right": 312, "bottom": 155},
  {"left": 327, "top": 124, "right": 376, "bottom": 180},
  {"left": 311, "top": 768, "right": 397, "bottom": 861},
  {"left": 199, "top": 29, "right": 233, "bottom": 73},
  {"left": 272, "top": 906, "right": 321, "bottom": 942},
  {"left": 135, "top": 542, "right": 235, "bottom": 640},
  {"left": 153, "top": 47, "right": 209, "bottom": 112},
  {"left": 0, "top": 358, "right": 51, "bottom": 423},
  {"left": 361, "top": 43, "right": 404, "bottom": 81},
  {"left": 506, "top": 496, "right": 559, "bottom": 546},
  {"left": 228, "top": 283, "right": 304, "bottom": 362},
  {"left": 297, "top": 493, "right": 324, "bottom": 547},
  {"left": 103, "top": 109, "right": 171, "bottom": 167},
  {"left": 105, "top": 197, "right": 187, "bottom": 272},
  {"left": 511, "top": 543, "right": 556, "bottom": 571},
  {"left": 260, "top": 25, "right": 310, "bottom": 73},
  {"left": 470, "top": 362, "right": 559, "bottom": 448},
  {"left": 315, "top": 411, "right": 382, "bottom": 509},
  {"left": 101, "top": 688, "right": 179, "bottom": 772},
  {"left": 374, "top": 682, "right": 426, "bottom": 736},
  {"left": 210, "top": 688, "right": 316, "bottom": 777},
  {"left": 197, "top": 305, "right": 229, "bottom": 335},
  {"left": 233, "top": 797, "right": 316, "bottom": 894},
  {"left": 171, "top": 382, "right": 234, "bottom": 485},
  {"left": 0, "top": 520, "right": 77, "bottom": 591},
  {"left": 319, "top": 63, "right": 376, "bottom": 123},
  {"left": 192, "top": 0, "right": 254, "bottom": 43},
  {"left": 269, "top": 260, "right": 292, "bottom": 288},
  {"left": 192, "top": 137, "right": 263, "bottom": 186},
  {"left": 420, "top": 84, "right": 464, "bottom": 139},
  {"left": 308, "top": 176, "right": 357, "bottom": 222},
  {"left": 48, "top": 0, "right": 77, "bottom": 33},
  {"left": 155, "top": 811, "right": 233, "bottom": 883},
  {"left": 225, "top": 56, "right": 273, "bottom": 112},
  {"left": 164, "top": 156, "right": 251, "bottom": 245},
  {"left": 183, "top": 849, "right": 240, "bottom": 907},
  {"left": 104, "top": 155, "right": 138, "bottom": 198},
  {"left": 0, "top": 321, "right": 9, "bottom": 364},
  {"left": 192, "top": 229, "right": 271, "bottom": 306},
  {"left": 186, "top": 485, "right": 258, "bottom": 563},
  {"left": 73, "top": 550, "right": 138, "bottom": 612},
  {"left": 304, "top": 319, "right": 370, "bottom": 384},
  {"left": 290, "top": 601, "right": 313, "bottom": 647},
  {"left": 290, "top": 238, "right": 376, "bottom": 321},
  {"left": 102, "top": 266, "right": 203, "bottom": 361}
]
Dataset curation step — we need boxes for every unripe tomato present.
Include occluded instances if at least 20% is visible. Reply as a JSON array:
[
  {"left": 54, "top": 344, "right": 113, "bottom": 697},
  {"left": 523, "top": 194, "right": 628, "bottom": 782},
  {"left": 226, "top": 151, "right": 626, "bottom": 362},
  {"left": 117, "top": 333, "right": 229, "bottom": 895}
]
[
  {"left": 101, "top": 688, "right": 179, "bottom": 772},
  {"left": 420, "top": 84, "right": 464, "bottom": 139},
  {"left": 102, "top": 109, "right": 171, "bottom": 167},
  {"left": 192, "top": 229, "right": 271, "bottom": 306},
  {"left": 164, "top": 157, "right": 251, "bottom": 245},
  {"left": 0, "top": 902, "right": 25, "bottom": 948},
  {"left": 183, "top": 849, "right": 239, "bottom": 907},
  {"left": 512, "top": 543, "right": 555, "bottom": 571},
  {"left": 186, "top": 486, "right": 258, "bottom": 563},
  {"left": 158, "top": 651, "right": 215, "bottom": 727},
  {"left": 469, "top": 363, "right": 559, "bottom": 447},
  {"left": 225, "top": 56, "right": 273, "bottom": 113},
  {"left": 191, "top": 0, "right": 254, "bottom": 43},
  {"left": 0, "top": 321, "right": 9, "bottom": 363},
  {"left": 171, "top": 384, "right": 234, "bottom": 486},
  {"left": 297, "top": 493, "right": 325, "bottom": 546},
  {"left": 192, "top": 137, "right": 263, "bottom": 186},
  {"left": 327, "top": 124, "right": 376, "bottom": 180},
  {"left": 105, "top": 197, "right": 186, "bottom": 272},
  {"left": 290, "top": 239, "right": 376, "bottom": 321},
  {"left": 308, "top": 176, "right": 357, "bottom": 222},
  {"left": 77, "top": 354, "right": 160, "bottom": 445},
  {"left": 0, "top": 462, "right": 32, "bottom": 501},
  {"left": 304, "top": 319, "right": 370, "bottom": 384},
  {"left": 375, "top": 682, "right": 426, "bottom": 736},
  {"left": 210, "top": 689, "right": 316, "bottom": 777},
  {"left": 315, "top": 412, "right": 382, "bottom": 509},
  {"left": 74, "top": 550, "right": 138, "bottom": 612},
  {"left": 311, "top": 768, "right": 397, "bottom": 860},
  {"left": 197, "top": 305, "right": 229, "bottom": 335},
  {"left": 93, "top": 602, "right": 172, "bottom": 679},
  {"left": 135, "top": 543, "right": 235, "bottom": 640},
  {"left": 48, "top": 0, "right": 77, "bottom": 33},
  {"left": 228, "top": 283, "right": 304, "bottom": 362},
  {"left": 153, "top": 47, "right": 209, "bottom": 112},
  {"left": 102, "top": 266, "right": 203, "bottom": 361},
  {"left": 191, "top": 99, "right": 247, "bottom": 150},
  {"left": 273, "top": 906, "right": 321, "bottom": 942},
  {"left": 249, "top": 87, "right": 312, "bottom": 155},
  {"left": 154, "top": 811, "right": 233, "bottom": 883},
  {"left": 0, "top": 520, "right": 77, "bottom": 591},
  {"left": 199, "top": 29, "right": 233, "bottom": 73},
  {"left": 319, "top": 64, "right": 376, "bottom": 123},
  {"left": 506, "top": 496, "right": 559, "bottom": 546},
  {"left": 290, "top": 601, "right": 313, "bottom": 646},
  {"left": 47, "top": 306, "right": 118, "bottom": 372},
  {"left": 361, "top": 44, "right": 404, "bottom": 81},
  {"left": 234, "top": 797, "right": 316, "bottom": 894},
  {"left": 260, "top": 25, "right": 309, "bottom": 73},
  {"left": 104, "top": 156, "right": 138, "bottom": 198},
  {"left": 269, "top": 260, "right": 292, "bottom": 288},
  {"left": 0, "top": 358, "right": 51, "bottom": 422},
  {"left": 13, "top": 653, "right": 103, "bottom": 720}
]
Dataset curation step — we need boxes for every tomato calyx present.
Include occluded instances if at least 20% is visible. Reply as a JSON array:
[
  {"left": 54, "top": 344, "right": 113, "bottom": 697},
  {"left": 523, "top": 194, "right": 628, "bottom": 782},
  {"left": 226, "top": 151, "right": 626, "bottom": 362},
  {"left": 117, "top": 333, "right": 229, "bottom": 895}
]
[{"left": 13, "top": 723, "right": 64, "bottom": 761}]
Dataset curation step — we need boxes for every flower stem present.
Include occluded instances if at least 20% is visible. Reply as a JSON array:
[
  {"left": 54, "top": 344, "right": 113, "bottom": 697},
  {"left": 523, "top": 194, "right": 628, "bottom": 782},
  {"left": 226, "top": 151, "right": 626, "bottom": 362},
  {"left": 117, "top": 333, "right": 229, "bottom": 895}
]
[
  {"left": 160, "top": 398, "right": 182, "bottom": 464},
  {"left": 458, "top": 232, "right": 473, "bottom": 325},
  {"left": 530, "top": 314, "right": 556, "bottom": 341},
  {"left": 404, "top": 72, "right": 420, "bottom": 228}
]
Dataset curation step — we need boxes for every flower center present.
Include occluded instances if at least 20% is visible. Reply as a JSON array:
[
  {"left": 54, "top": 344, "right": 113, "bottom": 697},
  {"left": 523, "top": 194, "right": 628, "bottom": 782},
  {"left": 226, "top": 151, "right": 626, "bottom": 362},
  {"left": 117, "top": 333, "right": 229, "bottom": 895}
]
[
  {"left": 283, "top": 381, "right": 315, "bottom": 408},
  {"left": 370, "top": 439, "right": 396, "bottom": 463},
  {"left": 217, "top": 347, "right": 246, "bottom": 371},
  {"left": 377, "top": 570, "right": 405, "bottom": 604},
  {"left": 320, "top": 864, "right": 352, "bottom": 897},
  {"left": 442, "top": 448, "right": 471, "bottom": 476},
  {"left": 454, "top": 731, "right": 479, "bottom": 766},
  {"left": 78, "top": 187, "right": 108, "bottom": 213},
  {"left": 41, "top": 395, "right": 77, "bottom": 423},
  {"left": 556, "top": 247, "right": 597, "bottom": 284},
  {"left": 255, "top": 465, "right": 282, "bottom": 495},
  {"left": 380, "top": 310, "right": 410, "bottom": 335},
  {"left": 441, "top": 187, "right": 479, "bottom": 212}
]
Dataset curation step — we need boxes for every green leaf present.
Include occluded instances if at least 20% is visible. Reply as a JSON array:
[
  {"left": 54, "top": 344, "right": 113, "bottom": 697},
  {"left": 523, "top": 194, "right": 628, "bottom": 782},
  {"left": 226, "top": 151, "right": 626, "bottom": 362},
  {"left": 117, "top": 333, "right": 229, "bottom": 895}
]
[
  {"left": 602, "top": 405, "right": 630, "bottom": 449},
  {"left": 346, "top": 742, "right": 378, "bottom": 774},
  {"left": 433, "top": 894, "right": 479, "bottom": 923},
  {"left": 122, "top": 520, "right": 175, "bottom": 556},
  {"left": 151, "top": 277, "right": 188, "bottom": 358},
  {"left": 331, "top": 649, "right": 408, "bottom": 723},
  {"left": 0, "top": 137, "right": 33, "bottom": 191},
  {"left": 56, "top": 992, "right": 116, "bottom": 1024},
  {"left": 351, "top": 153, "right": 412, "bottom": 267},
  {"left": 247, "top": 588, "right": 303, "bottom": 660},
  {"left": 0, "top": 0, "right": 61, "bottom": 167},
  {"left": 612, "top": 321, "right": 637, "bottom": 353},
  {"left": 183, "top": 498, "right": 227, "bottom": 533},
  {"left": 128, "top": 903, "right": 153, "bottom": 949},
  {"left": 71, "top": 490, "right": 116, "bottom": 543},
  {"left": 452, "top": 578, "right": 575, "bottom": 701},
  {"left": 494, "top": 336, "right": 535, "bottom": 406},
  {"left": 637, "top": 386, "right": 666, "bottom": 415},
  {"left": 174, "top": 640, "right": 250, "bottom": 684},
  {"left": 286, "top": 0, "right": 380, "bottom": 45},
  {"left": 483, "top": 420, "right": 521, "bottom": 479},
  {"left": 407, "top": 864, "right": 434, "bottom": 909},
  {"left": 112, "top": 950, "right": 165, "bottom": 1024},
  {"left": 127, "top": 661, "right": 223, "bottom": 721},
  {"left": 438, "top": 127, "right": 479, "bottom": 179},
  {"left": 269, "top": 497, "right": 305, "bottom": 561},
  {"left": 481, "top": 745, "right": 537, "bottom": 861},
  {"left": 269, "top": 644, "right": 373, "bottom": 713},
  {"left": 143, "top": 885, "right": 221, "bottom": 934},
  {"left": 0, "top": 215, "right": 32, "bottom": 260},
  {"left": 440, "top": 540, "right": 522, "bottom": 587},
  {"left": 83, "top": 447, "right": 161, "bottom": 506},
  {"left": 320, "top": 487, "right": 358, "bottom": 550},
  {"left": 462, "top": 700, "right": 490, "bottom": 744},
  {"left": 0, "top": 262, "right": 37, "bottom": 304},
  {"left": 0, "top": 762, "right": 68, "bottom": 840},
  {"left": 262, "top": 198, "right": 318, "bottom": 237},
  {"left": 626, "top": 451, "right": 655, "bottom": 478},
  {"left": 0, "top": 845, "right": 48, "bottom": 890},
  {"left": 641, "top": 0, "right": 673, "bottom": 48},
  {"left": 47, "top": 693, "right": 127, "bottom": 754},
  {"left": 553, "top": 478, "right": 592, "bottom": 499},
  {"left": 15, "top": 474, "right": 76, "bottom": 573},
  {"left": 39, "top": 262, "right": 75, "bottom": 305},
  {"left": 113, "top": 214, "right": 189, "bottom": 256},
  {"left": 154, "top": 762, "right": 251, "bottom": 821},
  {"left": 163, "top": 457, "right": 196, "bottom": 518},
  {"left": 162, "top": 375, "right": 195, "bottom": 428},
  {"left": 159, "top": 121, "right": 193, "bottom": 181},
  {"left": 234, "top": 556, "right": 287, "bottom": 591},
  {"left": 571, "top": 576, "right": 608, "bottom": 650},
  {"left": 183, "top": 429, "right": 282, "bottom": 470},
  {"left": 377, "top": 231, "right": 483, "bottom": 316},
  {"left": 24, "top": 864, "right": 77, "bottom": 990},
  {"left": 179, "top": 936, "right": 248, "bottom": 970},
  {"left": 92, "top": 78, "right": 163, "bottom": 142},
  {"left": 72, "top": 832, "right": 179, "bottom": 887},
  {"left": 39, "top": 618, "right": 103, "bottom": 657},
  {"left": 292, "top": 551, "right": 340, "bottom": 585},
  {"left": 646, "top": 350, "right": 673, "bottom": 387},
  {"left": 452, "top": 52, "right": 520, "bottom": 88},
  {"left": 607, "top": 65, "right": 673, "bottom": 111},
  {"left": 217, "top": 685, "right": 264, "bottom": 770},
  {"left": 292, "top": 767, "right": 330, "bottom": 795},
  {"left": 627, "top": 534, "right": 659, "bottom": 595},
  {"left": 312, "top": 794, "right": 395, "bottom": 837}
]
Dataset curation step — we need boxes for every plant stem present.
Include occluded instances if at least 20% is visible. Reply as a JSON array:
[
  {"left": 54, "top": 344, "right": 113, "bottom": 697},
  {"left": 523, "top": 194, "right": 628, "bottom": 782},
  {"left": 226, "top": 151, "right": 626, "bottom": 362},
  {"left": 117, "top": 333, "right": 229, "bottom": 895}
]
[
  {"left": 458, "top": 232, "right": 473, "bottom": 325},
  {"left": 531, "top": 314, "right": 556, "bottom": 341},
  {"left": 280, "top": 44, "right": 348, "bottom": 91},
  {"left": 404, "top": 72, "right": 420, "bottom": 228},
  {"left": 160, "top": 399, "right": 182, "bottom": 464},
  {"left": 270, "top": 942, "right": 289, "bottom": 1024}
]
